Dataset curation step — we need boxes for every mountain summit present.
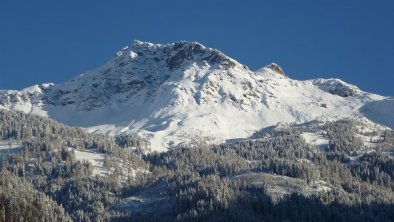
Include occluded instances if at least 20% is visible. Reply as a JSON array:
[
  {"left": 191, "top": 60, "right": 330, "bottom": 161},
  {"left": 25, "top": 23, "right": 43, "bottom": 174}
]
[
  {"left": 265, "top": 63, "right": 285, "bottom": 75},
  {"left": 0, "top": 40, "right": 393, "bottom": 151}
]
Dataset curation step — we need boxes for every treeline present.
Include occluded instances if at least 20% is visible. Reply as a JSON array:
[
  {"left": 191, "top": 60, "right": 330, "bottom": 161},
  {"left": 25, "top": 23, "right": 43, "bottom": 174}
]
[{"left": 0, "top": 109, "right": 149, "bottom": 153}]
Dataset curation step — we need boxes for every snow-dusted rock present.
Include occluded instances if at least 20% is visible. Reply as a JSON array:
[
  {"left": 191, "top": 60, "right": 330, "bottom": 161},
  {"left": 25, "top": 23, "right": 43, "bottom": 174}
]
[{"left": 0, "top": 40, "right": 391, "bottom": 151}]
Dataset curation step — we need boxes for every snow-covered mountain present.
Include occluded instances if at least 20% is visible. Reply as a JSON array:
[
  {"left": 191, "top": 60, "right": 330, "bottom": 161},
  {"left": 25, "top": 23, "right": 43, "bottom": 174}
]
[{"left": 0, "top": 40, "right": 392, "bottom": 151}]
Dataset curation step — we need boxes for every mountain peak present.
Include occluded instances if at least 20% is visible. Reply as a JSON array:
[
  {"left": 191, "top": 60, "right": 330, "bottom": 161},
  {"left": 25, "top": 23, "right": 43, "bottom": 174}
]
[
  {"left": 265, "top": 63, "right": 285, "bottom": 75},
  {"left": 168, "top": 41, "right": 239, "bottom": 70},
  {"left": 1, "top": 40, "right": 388, "bottom": 151},
  {"left": 126, "top": 40, "right": 240, "bottom": 70}
]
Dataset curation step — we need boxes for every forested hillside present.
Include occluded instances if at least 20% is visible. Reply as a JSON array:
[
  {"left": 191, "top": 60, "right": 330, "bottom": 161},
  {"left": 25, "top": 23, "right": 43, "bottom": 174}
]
[{"left": 1, "top": 109, "right": 394, "bottom": 221}]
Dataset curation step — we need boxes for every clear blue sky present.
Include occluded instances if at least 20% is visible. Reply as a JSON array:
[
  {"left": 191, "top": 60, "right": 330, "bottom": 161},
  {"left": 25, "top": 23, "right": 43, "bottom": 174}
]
[{"left": 1, "top": 0, "right": 393, "bottom": 95}]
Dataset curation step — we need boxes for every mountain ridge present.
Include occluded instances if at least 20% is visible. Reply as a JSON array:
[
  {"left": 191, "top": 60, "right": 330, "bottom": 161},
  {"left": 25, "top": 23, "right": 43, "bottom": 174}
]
[{"left": 0, "top": 40, "right": 392, "bottom": 151}]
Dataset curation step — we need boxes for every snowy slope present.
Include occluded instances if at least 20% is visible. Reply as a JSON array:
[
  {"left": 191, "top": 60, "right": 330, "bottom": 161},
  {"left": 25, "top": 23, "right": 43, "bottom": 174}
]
[
  {"left": 360, "top": 98, "right": 394, "bottom": 129},
  {"left": 69, "top": 148, "right": 106, "bottom": 176},
  {"left": 0, "top": 40, "right": 392, "bottom": 151},
  {"left": 300, "top": 131, "right": 329, "bottom": 148}
]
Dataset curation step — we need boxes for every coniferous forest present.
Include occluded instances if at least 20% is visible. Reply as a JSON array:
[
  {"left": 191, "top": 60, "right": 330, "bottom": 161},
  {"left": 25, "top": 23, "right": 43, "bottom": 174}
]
[{"left": 1, "top": 109, "right": 394, "bottom": 221}]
